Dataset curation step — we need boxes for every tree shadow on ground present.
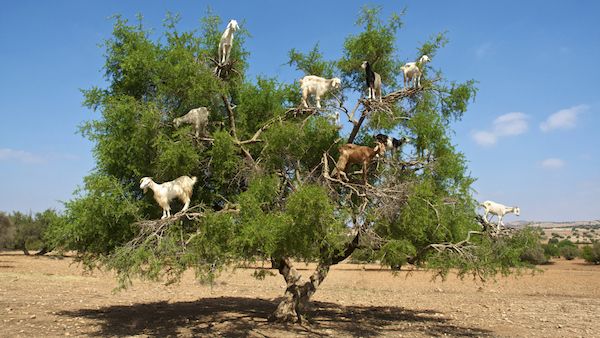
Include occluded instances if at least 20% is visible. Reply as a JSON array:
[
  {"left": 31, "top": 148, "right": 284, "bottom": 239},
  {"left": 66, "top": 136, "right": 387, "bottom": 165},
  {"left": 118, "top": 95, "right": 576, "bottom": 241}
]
[
  {"left": 59, "top": 297, "right": 492, "bottom": 337},
  {"left": 0, "top": 252, "right": 67, "bottom": 259}
]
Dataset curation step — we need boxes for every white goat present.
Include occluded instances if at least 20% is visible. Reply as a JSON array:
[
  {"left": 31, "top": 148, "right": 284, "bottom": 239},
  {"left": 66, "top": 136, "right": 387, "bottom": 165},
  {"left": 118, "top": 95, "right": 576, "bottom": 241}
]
[
  {"left": 219, "top": 19, "right": 240, "bottom": 65},
  {"left": 299, "top": 75, "right": 341, "bottom": 109},
  {"left": 400, "top": 55, "right": 430, "bottom": 88},
  {"left": 361, "top": 61, "right": 382, "bottom": 101},
  {"left": 173, "top": 107, "right": 210, "bottom": 138},
  {"left": 140, "top": 176, "right": 197, "bottom": 219},
  {"left": 480, "top": 200, "right": 520, "bottom": 230}
]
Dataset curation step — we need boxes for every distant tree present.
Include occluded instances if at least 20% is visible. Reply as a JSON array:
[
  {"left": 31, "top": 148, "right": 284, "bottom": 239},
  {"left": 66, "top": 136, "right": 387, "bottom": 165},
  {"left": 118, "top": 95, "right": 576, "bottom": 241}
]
[
  {"left": 581, "top": 243, "right": 600, "bottom": 264},
  {"left": 0, "top": 212, "right": 16, "bottom": 249},
  {"left": 556, "top": 240, "right": 579, "bottom": 260},
  {"left": 557, "top": 239, "right": 576, "bottom": 248},
  {"left": 542, "top": 243, "right": 559, "bottom": 258},
  {"left": 9, "top": 210, "right": 60, "bottom": 255},
  {"left": 49, "top": 8, "right": 540, "bottom": 322},
  {"left": 520, "top": 246, "right": 549, "bottom": 265}
]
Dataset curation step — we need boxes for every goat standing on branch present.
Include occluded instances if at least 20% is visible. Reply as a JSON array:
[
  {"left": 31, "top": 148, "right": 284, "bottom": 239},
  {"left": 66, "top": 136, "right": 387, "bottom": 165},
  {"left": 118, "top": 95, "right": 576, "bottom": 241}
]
[
  {"left": 375, "top": 133, "right": 411, "bottom": 152},
  {"left": 480, "top": 200, "right": 520, "bottom": 231},
  {"left": 173, "top": 107, "right": 210, "bottom": 138},
  {"left": 218, "top": 19, "right": 239, "bottom": 65},
  {"left": 361, "top": 61, "right": 382, "bottom": 101},
  {"left": 140, "top": 176, "right": 197, "bottom": 219},
  {"left": 401, "top": 55, "right": 430, "bottom": 88},
  {"left": 333, "top": 141, "right": 386, "bottom": 184},
  {"left": 299, "top": 75, "right": 341, "bottom": 109}
]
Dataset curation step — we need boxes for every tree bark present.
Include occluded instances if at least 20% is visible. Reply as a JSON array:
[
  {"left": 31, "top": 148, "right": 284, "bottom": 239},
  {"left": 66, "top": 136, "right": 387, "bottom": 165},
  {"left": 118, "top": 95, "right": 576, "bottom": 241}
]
[
  {"left": 268, "top": 258, "right": 330, "bottom": 323},
  {"left": 269, "top": 232, "right": 361, "bottom": 323},
  {"left": 20, "top": 244, "right": 29, "bottom": 256}
]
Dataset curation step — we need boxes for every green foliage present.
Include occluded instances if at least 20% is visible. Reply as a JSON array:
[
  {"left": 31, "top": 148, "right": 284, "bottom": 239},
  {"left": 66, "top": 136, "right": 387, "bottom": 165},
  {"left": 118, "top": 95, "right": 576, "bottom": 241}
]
[
  {"left": 262, "top": 118, "right": 339, "bottom": 171},
  {"left": 0, "top": 212, "right": 15, "bottom": 249},
  {"left": 52, "top": 8, "right": 540, "bottom": 290},
  {"left": 379, "top": 240, "right": 416, "bottom": 269},
  {"left": 339, "top": 6, "right": 405, "bottom": 90},
  {"left": 581, "top": 243, "right": 600, "bottom": 264},
  {"left": 542, "top": 243, "right": 560, "bottom": 258},
  {"left": 557, "top": 239, "right": 576, "bottom": 248},
  {"left": 559, "top": 245, "right": 579, "bottom": 260},
  {"left": 0, "top": 210, "right": 60, "bottom": 253},
  {"left": 280, "top": 185, "right": 346, "bottom": 260},
  {"left": 235, "top": 77, "right": 297, "bottom": 139},
  {"left": 520, "top": 246, "right": 549, "bottom": 265},
  {"left": 288, "top": 44, "right": 336, "bottom": 78},
  {"left": 46, "top": 174, "right": 141, "bottom": 264}
]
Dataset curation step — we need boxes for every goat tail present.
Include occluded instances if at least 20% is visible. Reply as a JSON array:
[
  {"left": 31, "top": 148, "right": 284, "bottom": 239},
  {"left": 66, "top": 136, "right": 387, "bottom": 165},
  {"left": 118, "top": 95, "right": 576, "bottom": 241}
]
[{"left": 181, "top": 176, "right": 198, "bottom": 199}]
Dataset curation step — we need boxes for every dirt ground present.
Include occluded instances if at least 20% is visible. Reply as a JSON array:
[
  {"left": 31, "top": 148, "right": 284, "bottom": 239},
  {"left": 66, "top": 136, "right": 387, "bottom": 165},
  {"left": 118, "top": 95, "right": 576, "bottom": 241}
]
[{"left": 1, "top": 252, "right": 599, "bottom": 337}]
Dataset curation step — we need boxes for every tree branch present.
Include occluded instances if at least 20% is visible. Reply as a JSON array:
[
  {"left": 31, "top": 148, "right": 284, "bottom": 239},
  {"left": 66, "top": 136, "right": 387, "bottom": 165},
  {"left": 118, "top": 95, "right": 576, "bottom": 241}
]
[{"left": 222, "top": 94, "right": 238, "bottom": 140}]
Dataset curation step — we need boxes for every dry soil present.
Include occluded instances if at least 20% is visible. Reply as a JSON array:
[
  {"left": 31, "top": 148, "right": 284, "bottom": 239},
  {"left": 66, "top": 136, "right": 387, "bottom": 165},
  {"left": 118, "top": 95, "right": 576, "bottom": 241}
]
[{"left": 1, "top": 252, "right": 599, "bottom": 337}]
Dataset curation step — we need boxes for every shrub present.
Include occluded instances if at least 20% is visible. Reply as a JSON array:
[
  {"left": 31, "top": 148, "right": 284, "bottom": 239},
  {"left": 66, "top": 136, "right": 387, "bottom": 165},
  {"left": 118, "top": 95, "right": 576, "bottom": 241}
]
[
  {"left": 581, "top": 243, "right": 600, "bottom": 264},
  {"left": 559, "top": 246, "right": 579, "bottom": 260},
  {"left": 542, "top": 243, "right": 559, "bottom": 258},
  {"left": 557, "top": 239, "right": 576, "bottom": 248},
  {"left": 520, "top": 246, "right": 549, "bottom": 265},
  {"left": 0, "top": 213, "right": 16, "bottom": 249}
]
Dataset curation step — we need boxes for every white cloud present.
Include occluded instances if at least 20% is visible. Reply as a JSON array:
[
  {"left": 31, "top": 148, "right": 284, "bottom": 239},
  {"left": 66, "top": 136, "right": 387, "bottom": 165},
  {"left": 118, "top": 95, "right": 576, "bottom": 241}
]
[
  {"left": 493, "top": 112, "right": 529, "bottom": 136},
  {"left": 0, "top": 148, "right": 78, "bottom": 164},
  {"left": 475, "top": 42, "right": 492, "bottom": 59},
  {"left": 472, "top": 112, "right": 528, "bottom": 147},
  {"left": 472, "top": 131, "right": 497, "bottom": 146},
  {"left": 540, "top": 104, "right": 588, "bottom": 132},
  {"left": 0, "top": 148, "right": 45, "bottom": 164},
  {"left": 540, "top": 158, "right": 565, "bottom": 169}
]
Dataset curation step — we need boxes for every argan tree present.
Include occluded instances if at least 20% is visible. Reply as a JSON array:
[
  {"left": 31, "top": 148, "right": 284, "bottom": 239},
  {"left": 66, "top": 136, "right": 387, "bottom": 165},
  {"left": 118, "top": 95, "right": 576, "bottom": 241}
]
[{"left": 49, "top": 8, "right": 539, "bottom": 322}]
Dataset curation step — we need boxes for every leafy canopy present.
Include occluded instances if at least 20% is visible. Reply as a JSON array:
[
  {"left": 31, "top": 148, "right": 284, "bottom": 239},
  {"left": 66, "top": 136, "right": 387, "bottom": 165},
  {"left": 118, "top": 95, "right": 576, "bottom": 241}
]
[{"left": 49, "top": 7, "right": 537, "bottom": 287}]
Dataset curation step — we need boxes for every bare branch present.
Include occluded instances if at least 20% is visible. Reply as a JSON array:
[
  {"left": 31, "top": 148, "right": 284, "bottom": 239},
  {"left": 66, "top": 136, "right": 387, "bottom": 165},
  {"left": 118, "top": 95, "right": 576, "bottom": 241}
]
[{"left": 222, "top": 94, "right": 238, "bottom": 140}]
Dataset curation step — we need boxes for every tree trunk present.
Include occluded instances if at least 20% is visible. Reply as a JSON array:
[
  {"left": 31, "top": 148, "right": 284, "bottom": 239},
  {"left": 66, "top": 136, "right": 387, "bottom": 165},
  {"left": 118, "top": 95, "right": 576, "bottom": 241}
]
[
  {"left": 269, "top": 231, "right": 361, "bottom": 323},
  {"left": 268, "top": 258, "right": 330, "bottom": 323}
]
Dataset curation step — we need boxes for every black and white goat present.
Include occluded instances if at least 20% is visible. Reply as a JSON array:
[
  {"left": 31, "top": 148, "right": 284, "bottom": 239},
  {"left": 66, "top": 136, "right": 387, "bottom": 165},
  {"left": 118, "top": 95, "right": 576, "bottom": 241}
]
[
  {"left": 375, "top": 134, "right": 410, "bottom": 152},
  {"left": 361, "top": 61, "right": 382, "bottom": 101}
]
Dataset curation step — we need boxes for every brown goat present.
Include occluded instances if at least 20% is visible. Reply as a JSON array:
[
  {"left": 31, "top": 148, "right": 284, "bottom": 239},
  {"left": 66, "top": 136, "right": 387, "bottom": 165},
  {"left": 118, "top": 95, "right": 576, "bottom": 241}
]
[{"left": 333, "top": 142, "right": 385, "bottom": 184}]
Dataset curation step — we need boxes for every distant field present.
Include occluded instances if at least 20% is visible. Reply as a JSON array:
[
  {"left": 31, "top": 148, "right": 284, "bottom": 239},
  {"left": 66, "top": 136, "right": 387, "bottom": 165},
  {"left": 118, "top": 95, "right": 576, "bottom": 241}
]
[
  {"left": 1, "top": 252, "right": 600, "bottom": 337},
  {"left": 507, "top": 220, "right": 600, "bottom": 244}
]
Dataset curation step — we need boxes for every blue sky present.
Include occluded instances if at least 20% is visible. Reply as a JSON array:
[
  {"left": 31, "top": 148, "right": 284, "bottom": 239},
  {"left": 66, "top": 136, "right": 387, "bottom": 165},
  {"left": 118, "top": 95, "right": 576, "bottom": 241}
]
[{"left": 1, "top": 1, "right": 598, "bottom": 221}]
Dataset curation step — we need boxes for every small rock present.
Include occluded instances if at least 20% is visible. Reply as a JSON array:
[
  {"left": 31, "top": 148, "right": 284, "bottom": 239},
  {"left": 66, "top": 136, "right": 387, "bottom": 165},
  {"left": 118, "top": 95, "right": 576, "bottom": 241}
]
[{"left": 29, "top": 315, "right": 36, "bottom": 319}]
